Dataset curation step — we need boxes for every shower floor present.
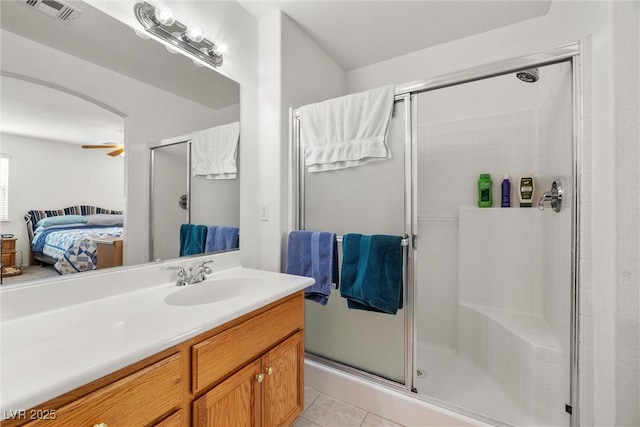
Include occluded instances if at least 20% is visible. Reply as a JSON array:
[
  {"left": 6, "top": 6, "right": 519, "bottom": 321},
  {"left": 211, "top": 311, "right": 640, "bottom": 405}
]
[{"left": 414, "top": 342, "right": 540, "bottom": 426}]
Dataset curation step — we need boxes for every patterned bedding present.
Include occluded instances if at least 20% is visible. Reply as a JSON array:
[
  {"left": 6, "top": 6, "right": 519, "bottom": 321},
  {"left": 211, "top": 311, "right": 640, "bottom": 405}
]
[{"left": 32, "top": 225, "right": 123, "bottom": 274}]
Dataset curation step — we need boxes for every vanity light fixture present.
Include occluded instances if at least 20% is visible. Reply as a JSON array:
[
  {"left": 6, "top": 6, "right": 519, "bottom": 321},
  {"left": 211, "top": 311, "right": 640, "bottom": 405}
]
[{"left": 134, "top": 2, "right": 223, "bottom": 68}]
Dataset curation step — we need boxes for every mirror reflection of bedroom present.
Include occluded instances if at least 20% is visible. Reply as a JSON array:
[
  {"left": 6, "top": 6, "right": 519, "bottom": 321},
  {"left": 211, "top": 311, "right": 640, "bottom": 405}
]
[
  {"left": 0, "top": 0, "right": 241, "bottom": 286},
  {"left": 1, "top": 76, "right": 125, "bottom": 284}
]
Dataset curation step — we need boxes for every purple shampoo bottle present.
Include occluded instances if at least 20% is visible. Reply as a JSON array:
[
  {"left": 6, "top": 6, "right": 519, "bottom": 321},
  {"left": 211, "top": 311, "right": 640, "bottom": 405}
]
[{"left": 501, "top": 175, "right": 511, "bottom": 207}]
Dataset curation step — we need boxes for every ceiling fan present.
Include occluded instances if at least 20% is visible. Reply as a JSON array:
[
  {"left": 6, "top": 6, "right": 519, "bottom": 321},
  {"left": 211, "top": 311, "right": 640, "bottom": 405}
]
[{"left": 81, "top": 143, "right": 124, "bottom": 157}]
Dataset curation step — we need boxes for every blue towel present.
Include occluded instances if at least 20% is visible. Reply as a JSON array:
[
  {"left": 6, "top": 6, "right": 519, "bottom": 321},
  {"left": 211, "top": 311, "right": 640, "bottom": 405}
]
[
  {"left": 179, "top": 224, "right": 208, "bottom": 256},
  {"left": 340, "top": 234, "right": 403, "bottom": 314},
  {"left": 286, "top": 230, "right": 338, "bottom": 305},
  {"left": 205, "top": 226, "right": 239, "bottom": 252}
]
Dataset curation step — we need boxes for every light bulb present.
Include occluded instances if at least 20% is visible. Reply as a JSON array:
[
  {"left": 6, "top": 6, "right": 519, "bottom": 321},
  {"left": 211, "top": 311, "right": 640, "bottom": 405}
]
[
  {"left": 134, "top": 28, "right": 151, "bottom": 40},
  {"left": 185, "top": 25, "right": 205, "bottom": 43},
  {"left": 165, "top": 45, "right": 180, "bottom": 54},
  {"left": 216, "top": 43, "right": 229, "bottom": 54},
  {"left": 154, "top": 4, "right": 175, "bottom": 26},
  {"left": 209, "top": 44, "right": 223, "bottom": 57}
]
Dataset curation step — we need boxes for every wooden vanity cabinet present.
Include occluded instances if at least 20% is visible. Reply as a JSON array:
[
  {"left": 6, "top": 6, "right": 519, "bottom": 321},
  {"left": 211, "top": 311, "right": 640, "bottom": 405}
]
[
  {"left": 193, "top": 332, "right": 304, "bottom": 427},
  {"left": 3, "top": 291, "right": 304, "bottom": 427}
]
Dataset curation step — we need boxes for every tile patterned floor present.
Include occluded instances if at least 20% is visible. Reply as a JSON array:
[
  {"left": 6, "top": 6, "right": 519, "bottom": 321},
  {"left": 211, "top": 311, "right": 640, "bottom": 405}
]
[{"left": 294, "top": 387, "right": 403, "bottom": 427}]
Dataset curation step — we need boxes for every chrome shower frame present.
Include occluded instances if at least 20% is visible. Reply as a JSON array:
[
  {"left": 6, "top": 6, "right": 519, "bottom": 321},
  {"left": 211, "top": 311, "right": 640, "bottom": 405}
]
[
  {"left": 149, "top": 139, "right": 192, "bottom": 261},
  {"left": 291, "top": 42, "right": 582, "bottom": 427}
]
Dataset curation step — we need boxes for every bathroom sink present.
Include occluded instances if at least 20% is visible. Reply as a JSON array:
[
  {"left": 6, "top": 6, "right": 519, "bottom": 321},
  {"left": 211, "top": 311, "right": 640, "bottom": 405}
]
[{"left": 164, "top": 277, "right": 266, "bottom": 306}]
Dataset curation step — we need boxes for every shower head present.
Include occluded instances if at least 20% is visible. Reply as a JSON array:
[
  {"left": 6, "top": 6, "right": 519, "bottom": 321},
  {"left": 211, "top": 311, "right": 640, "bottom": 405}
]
[{"left": 516, "top": 68, "right": 539, "bottom": 83}]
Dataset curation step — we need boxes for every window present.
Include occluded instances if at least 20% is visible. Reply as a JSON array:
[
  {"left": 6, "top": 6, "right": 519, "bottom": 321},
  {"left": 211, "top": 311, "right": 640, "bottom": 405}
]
[{"left": 0, "top": 155, "right": 8, "bottom": 222}]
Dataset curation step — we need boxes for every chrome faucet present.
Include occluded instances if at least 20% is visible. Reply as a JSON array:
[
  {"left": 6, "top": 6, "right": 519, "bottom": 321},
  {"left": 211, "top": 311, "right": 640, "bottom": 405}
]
[
  {"left": 538, "top": 180, "right": 563, "bottom": 212},
  {"left": 168, "top": 260, "right": 214, "bottom": 286}
]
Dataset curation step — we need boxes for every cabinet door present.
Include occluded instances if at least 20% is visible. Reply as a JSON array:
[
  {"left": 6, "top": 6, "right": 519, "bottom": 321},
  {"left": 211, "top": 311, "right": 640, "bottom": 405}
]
[
  {"left": 193, "top": 359, "right": 261, "bottom": 427},
  {"left": 262, "top": 332, "right": 304, "bottom": 427}
]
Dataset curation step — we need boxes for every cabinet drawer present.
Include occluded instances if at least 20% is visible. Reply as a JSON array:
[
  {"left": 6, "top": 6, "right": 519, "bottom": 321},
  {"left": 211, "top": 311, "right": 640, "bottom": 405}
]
[
  {"left": 192, "top": 295, "right": 303, "bottom": 393},
  {"left": 2, "top": 252, "right": 15, "bottom": 265},
  {"left": 2, "top": 238, "right": 16, "bottom": 251},
  {"left": 26, "top": 353, "right": 183, "bottom": 426}
]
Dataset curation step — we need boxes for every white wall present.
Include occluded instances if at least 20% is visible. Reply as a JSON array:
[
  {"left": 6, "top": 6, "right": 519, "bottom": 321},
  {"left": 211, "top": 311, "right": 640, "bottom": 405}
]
[
  {"left": 346, "top": 2, "right": 639, "bottom": 425},
  {"left": 257, "top": 11, "right": 347, "bottom": 271},
  {"left": 0, "top": 133, "right": 124, "bottom": 264},
  {"left": 612, "top": 2, "right": 640, "bottom": 425}
]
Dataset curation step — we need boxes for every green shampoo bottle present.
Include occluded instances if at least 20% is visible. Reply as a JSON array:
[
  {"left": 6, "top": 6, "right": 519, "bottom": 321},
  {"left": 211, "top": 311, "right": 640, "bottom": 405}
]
[{"left": 477, "top": 174, "right": 493, "bottom": 207}]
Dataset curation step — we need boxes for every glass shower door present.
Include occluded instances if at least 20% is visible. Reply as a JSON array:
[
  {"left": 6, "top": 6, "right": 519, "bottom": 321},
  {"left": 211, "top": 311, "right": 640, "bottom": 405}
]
[
  {"left": 150, "top": 142, "right": 189, "bottom": 261},
  {"left": 413, "top": 61, "right": 574, "bottom": 426},
  {"left": 302, "top": 98, "right": 409, "bottom": 383}
]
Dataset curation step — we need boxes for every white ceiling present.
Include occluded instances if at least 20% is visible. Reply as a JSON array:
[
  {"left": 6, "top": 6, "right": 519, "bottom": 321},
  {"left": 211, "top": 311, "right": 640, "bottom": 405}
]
[
  {"left": 238, "top": 0, "right": 552, "bottom": 70},
  {"left": 1, "top": 75, "right": 124, "bottom": 145}
]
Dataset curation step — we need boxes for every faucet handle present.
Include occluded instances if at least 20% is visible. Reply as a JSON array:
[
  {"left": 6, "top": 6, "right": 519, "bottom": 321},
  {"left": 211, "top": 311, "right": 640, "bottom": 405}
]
[
  {"left": 168, "top": 266, "right": 188, "bottom": 278},
  {"left": 199, "top": 260, "right": 214, "bottom": 274},
  {"left": 537, "top": 180, "right": 563, "bottom": 212}
]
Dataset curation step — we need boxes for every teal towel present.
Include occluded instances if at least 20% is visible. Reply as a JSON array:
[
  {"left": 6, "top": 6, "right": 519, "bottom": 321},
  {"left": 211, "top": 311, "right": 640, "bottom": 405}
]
[
  {"left": 340, "top": 234, "right": 403, "bottom": 314},
  {"left": 179, "top": 224, "right": 208, "bottom": 256}
]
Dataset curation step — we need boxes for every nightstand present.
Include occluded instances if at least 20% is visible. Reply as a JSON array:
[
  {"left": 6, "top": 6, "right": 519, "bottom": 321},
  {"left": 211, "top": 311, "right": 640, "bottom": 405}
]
[
  {"left": 95, "top": 237, "right": 124, "bottom": 269},
  {"left": 1, "top": 237, "right": 17, "bottom": 268},
  {"left": 1, "top": 237, "right": 22, "bottom": 280}
]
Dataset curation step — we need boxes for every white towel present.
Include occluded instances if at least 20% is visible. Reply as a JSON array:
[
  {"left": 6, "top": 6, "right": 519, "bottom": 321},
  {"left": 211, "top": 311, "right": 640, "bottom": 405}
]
[
  {"left": 299, "top": 85, "right": 395, "bottom": 172},
  {"left": 191, "top": 122, "right": 240, "bottom": 179}
]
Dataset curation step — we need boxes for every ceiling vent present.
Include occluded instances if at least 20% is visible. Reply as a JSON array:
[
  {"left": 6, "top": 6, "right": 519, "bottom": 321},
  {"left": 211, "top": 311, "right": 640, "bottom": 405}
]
[{"left": 20, "top": 0, "right": 81, "bottom": 24}]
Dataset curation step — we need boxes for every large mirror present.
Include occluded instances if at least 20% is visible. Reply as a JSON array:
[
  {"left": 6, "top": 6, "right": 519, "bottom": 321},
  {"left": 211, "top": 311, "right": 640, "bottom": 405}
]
[
  {"left": 149, "top": 135, "right": 240, "bottom": 261},
  {"left": 0, "top": 0, "right": 240, "bottom": 286}
]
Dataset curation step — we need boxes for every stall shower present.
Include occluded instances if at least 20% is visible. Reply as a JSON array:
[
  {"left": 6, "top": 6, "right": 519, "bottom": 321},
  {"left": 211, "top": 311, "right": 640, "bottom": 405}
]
[
  {"left": 413, "top": 60, "right": 573, "bottom": 426},
  {"left": 296, "top": 48, "right": 579, "bottom": 426}
]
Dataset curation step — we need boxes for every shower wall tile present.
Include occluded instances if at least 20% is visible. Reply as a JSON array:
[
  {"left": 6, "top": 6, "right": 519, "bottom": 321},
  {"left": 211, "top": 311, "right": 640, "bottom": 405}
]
[
  {"left": 458, "top": 208, "right": 544, "bottom": 314},
  {"left": 416, "top": 220, "right": 459, "bottom": 350},
  {"left": 417, "top": 110, "right": 537, "bottom": 220}
]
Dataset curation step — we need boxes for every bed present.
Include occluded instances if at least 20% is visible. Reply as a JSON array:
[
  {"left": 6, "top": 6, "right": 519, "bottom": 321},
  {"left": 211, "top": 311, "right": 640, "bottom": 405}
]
[{"left": 24, "top": 206, "right": 124, "bottom": 275}]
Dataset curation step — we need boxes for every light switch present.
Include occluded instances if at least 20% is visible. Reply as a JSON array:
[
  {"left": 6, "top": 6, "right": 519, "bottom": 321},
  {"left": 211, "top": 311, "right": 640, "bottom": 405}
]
[{"left": 260, "top": 203, "right": 269, "bottom": 221}]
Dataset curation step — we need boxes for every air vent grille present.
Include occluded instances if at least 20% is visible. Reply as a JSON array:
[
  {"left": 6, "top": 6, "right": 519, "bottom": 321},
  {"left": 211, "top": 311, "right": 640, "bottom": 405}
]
[
  {"left": 19, "top": 0, "right": 81, "bottom": 24},
  {"left": 58, "top": 6, "right": 74, "bottom": 21}
]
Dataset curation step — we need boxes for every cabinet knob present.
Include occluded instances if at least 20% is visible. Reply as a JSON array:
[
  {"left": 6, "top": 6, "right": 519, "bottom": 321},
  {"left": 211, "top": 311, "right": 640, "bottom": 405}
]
[
  {"left": 93, "top": 423, "right": 108, "bottom": 427},
  {"left": 256, "top": 373, "right": 265, "bottom": 383},
  {"left": 266, "top": 366, "right": 274, "bottom": 376}
]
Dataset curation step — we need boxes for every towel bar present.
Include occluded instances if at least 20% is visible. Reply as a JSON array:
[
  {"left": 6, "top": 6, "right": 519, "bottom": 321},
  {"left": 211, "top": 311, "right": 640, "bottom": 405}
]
[{"left": 335, "top": 235, "right": 410, "bottom": 247}]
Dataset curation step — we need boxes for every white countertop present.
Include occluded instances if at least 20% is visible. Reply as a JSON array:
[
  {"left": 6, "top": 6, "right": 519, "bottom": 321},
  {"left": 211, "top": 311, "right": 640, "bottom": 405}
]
[{"left": 0, "top": 266, "right": 313, "bottom": 415}]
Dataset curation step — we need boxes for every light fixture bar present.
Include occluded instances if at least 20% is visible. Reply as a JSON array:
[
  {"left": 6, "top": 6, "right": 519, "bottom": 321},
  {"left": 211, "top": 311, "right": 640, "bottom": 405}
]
[{"left": 134, "top": 2, "right": 223, "bottom": 68}]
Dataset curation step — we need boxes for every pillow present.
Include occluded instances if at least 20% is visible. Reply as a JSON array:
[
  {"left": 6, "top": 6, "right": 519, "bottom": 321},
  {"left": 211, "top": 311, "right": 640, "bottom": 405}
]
[
  {"left": 35, "top": 215, "right": 87, "bottom": 228},
  {"left": 85, "top": 214, "right": 123, "bottom": 226},
  {"left": 34, "top": 223, "right": 87, "bottom": 236}
]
